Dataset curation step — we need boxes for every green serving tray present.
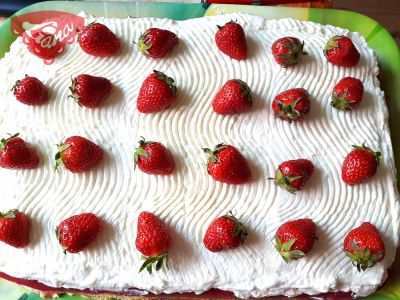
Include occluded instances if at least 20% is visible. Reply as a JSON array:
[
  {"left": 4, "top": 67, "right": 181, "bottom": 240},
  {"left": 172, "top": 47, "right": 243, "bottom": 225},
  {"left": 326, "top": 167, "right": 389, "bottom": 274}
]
[{"left": 0, "top": 2, "right": 399, "bottom": 300}]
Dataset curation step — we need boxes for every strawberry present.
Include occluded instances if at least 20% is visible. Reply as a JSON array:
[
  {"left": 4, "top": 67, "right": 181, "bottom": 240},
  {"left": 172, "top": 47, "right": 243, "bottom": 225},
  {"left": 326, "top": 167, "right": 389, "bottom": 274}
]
[
  {"left": 271, "top": 37, "right": 306, "bottom": 67},
  {"left": 26, "top": 31, "right": 63, "bottom": 61},
  {"left": 331, "top": 77, "right": 364, "bottom": 110},
  {"left": 0, "top": 133, "right": 39, "bottom": 170},
  {"left": 275, "top": 218, "right": 317, "bottom": 263},
  {"left": 272, "top": 159, "right": 314, "bottom": 193},
  {"left": 324, "top": 36, "right": 360, "bottom": 67},
  {"left": 135, "top": 211, "right": 171, "bottom": 274},
  {"left": 272, "top": 88, "right": 311, "bottom": 122},
  {"left": 137, "top": 70, "right": 177, "bottom": 113},
  {"left": 12, "top": 75, "right": 48, "bottom": 106},
  {"left": 55, "top": 136, "right": 103, "bottom": 173},
  {"left": 137, "top": 28, "right": 178, "bottom": 59},
  {"left": 343, "top": 222, "right": 385, "bottom": 271},
  {"left": 203, "top": 143, "right": 251, "bottom": 184},
  {"left": 0, "top": 210, "right": 30, "bottom": 248},
  {"left": 56, "top": 213, "right": 101, "bottom": 254},
  {"left": 68, "top": 74, "right": 112, "bottom": 108},
  {"left": 212, "top": 79, "right": 252, "bottom": 115},
  {"left": 215, "top": 21, "right": 247, "bottom": 60},
  {"left": 134, "top": 137, "right": 174, "bottom": 175},
  {"left": 203, "top": 211, "right": 247, "bottom": 252},
  {"left": 342, "top": 145, "right": 380, "bottom": 185},
  {"left": 78, "top": 23, "right": 120, "bottom": 57}
]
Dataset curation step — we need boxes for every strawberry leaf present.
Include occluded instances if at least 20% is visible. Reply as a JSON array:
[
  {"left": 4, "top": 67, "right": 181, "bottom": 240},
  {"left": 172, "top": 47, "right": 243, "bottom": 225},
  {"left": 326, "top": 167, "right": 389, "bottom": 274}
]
[
  {"left": 139, "top": 253, "right": 169, "bottom": 275},
  {"left": 0, "top": 209, "right": 17, "bottom": 218}
]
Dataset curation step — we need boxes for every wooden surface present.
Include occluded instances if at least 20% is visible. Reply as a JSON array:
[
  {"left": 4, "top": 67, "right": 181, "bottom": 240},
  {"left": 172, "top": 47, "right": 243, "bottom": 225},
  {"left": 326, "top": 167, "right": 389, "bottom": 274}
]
[{"left": 334, "top": 0, "right": 400, "bottom": 45}]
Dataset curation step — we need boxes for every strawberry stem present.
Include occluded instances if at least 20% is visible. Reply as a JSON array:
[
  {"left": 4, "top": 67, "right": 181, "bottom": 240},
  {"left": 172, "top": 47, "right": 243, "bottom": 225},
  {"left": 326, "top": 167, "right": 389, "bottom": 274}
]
[
  {"left": 224, "top": 211, "right": 248, "bottom": 243},
  {"left": 274, "top": 168, "right": 302, "bottom": 194},
  {"left": 275, "top": 237, "right": 305, "bottom": 263},
  {"left": 0, "top": 133, "right": 19, "bottom": 150},
  {"left": 133, "top": 137, "right": 151, "bottom": 169},
  {"left": 323, "top": 35, "right": 342, "bottom": 57},
  {"left": 54, "top": 141, "right": 71, "bottom": 171},
  {"left": 331, "top": 91, "right": 355, "bottom": 110},
  {"left": 352, "top": 144, "right": 381, "bottom": 165},
  {"left": 344, "top": 241, "right": 383, "bottom": 272},
  {"left": 137, "top": 30, "right": 152, "bottom": 57},
  {"left": 153, "top": 70, "right": 177, "bottom": 95},
  {"left": 202, "top": 143, "right": 226, "bottom": 163}
]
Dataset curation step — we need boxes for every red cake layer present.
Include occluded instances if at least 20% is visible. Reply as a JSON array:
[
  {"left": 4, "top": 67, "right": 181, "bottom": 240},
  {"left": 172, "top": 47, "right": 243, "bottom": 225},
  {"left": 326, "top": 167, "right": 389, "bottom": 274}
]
[{"left": 0, "top": 271, "right": 353, "bottom": 299}]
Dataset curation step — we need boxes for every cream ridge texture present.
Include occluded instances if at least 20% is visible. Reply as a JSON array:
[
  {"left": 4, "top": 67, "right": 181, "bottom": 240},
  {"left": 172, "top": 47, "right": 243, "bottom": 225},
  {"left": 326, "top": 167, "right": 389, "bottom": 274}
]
[{"left": 0, "top": 12, "right": 399, "bottom": 299}]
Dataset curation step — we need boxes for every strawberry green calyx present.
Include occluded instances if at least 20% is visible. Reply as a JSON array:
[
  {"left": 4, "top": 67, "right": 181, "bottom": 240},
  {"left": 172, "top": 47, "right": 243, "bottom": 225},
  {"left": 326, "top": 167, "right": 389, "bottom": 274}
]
[
  {"left": 0, "top": 209, "right": 17, "bottom": 219},
  {"left": 153, "top": 70, "right": 177, "bottom": 95},
  {"left": 276, "top": 97, "right": 302, "bottom": 123},
  {"left": 234, "top": 79, "right": 252, "bottom": 102},
  {"left": 352, "top": 144, "right": 381, "bottom": 165},
  {"left": 202, "top": 143, "right": 227, "bottom": 163},
  {"left": 224, "top": 211, "right": 248, "bottom": 243},
  {"left": 11, "top": 75, "right": 29, "bottom": 92},
  {"left": 134, "top": 137, "right": 151, "bottom": 169},
  {"left": 139, "top": 252, "right": 169, "bottom": 275},
  {"left": 55, "top": 227, "right": 68, "bottom": 255},
  {"left": 280, "top": 39, "right": 306, "bottom": 67},
  {"left": 0, "top": 133, "right": 19, "bottom": 150},
  {"left": 323, "top": 35, "right": 342, "bottom": 57},
  {"left": 344, "top": 241, "right": 383, "bottom": 272},
  {"left": 137, "top": 30, "right": 152, "bottom": 57},
  {"left": 67, "top": 77, "right": 81, "bottom": 105},
  {"left": 216, "top": 20, "right": 237, "bottom": 30},
  {"left": 331, "top": 91, "right": 355, "bottom": 110},
  {"left": 274, "top": 168, "right": 302, "bottom": 194},
  {"left": 54, "top": 141, "right": 71, "bottom": 171},
  {"left": 275, "top": 237, "right": 305, "bottom": 263}
]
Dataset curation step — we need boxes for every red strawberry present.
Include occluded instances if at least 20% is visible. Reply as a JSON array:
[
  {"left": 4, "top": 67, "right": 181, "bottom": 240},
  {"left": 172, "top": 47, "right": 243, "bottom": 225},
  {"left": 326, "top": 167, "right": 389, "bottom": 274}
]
[
  {"left": 55, "top": 136, "right": 103, "bottom": 173},
  {"left": 273, "top": 159, "right": 314, "bottom": 193},
  {"left": 275, "top": 218, "right": 317, "bottom": 263},
  {"left": 342, "top": 145, "right": 380, "bottom": 185},
  {"left": 203, "top": 143, "right": 251, "bottom": 184},
  {"left": 343, "top": 222, "right": 385, "bottom": 271},
  {"left": 68, "top": 74, "right": 112, "bottom": 108},
  {"left": 56, "top": 213, "right": 101, "bottom": 254},
  {"left": 331, "top": 77, "right": 364, "bottom": 110},
  {"left": 212, "top": 79, "right": 252, "bottom": 115},
  {"left": 0, "top": 210, "right": 30, "bottom": 248},
  {"left": 137, "top": 28, "right": 178, "bottom": 59},
  {"left": 26, "top": 31, "right": 63, "bottom": 61},
  {"left": 78, "top": 23, "right": 120, "bottom": 57},
  {"left": 12, "top": 75, "right": 48, "bottom": 106},
  {"left": 0, "top": 133, "right": 39, "bottom": 170},
  {"left": 271, "top": 37, "right": 306, "bottom": 67},
  {"left": 272, "top": 88, "right": 311, "bottom": 122},
  {"left": 134, "top": 137, "right": 174, "bottom": 175},
  {"left": 137, "top": 70, "right": 177, "bottom": 113},
  {"left": 135, "top": 211, "right": 171, "bottom": 274},
  {"left": 324, "top": 36, "right": 360, "bottom": 67},
  {"left": 215, "top": 21, "right": 247, "bottom": 60},
  {"left": 203, "top": 211, "right": 247, "bottom": 252}
]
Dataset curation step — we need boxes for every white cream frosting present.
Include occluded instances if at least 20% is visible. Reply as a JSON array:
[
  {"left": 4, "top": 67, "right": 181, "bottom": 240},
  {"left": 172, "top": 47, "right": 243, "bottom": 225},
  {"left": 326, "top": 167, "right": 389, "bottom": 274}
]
[{"left": 0, "top": 13, "right": 399, "bottom": 298}]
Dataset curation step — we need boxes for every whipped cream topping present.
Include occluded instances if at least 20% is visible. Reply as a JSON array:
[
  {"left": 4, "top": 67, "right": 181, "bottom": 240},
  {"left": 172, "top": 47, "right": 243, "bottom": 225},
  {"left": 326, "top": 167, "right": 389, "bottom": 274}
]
[{"left": 0, "top": 13, "right": 399, "bottom": 298}]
